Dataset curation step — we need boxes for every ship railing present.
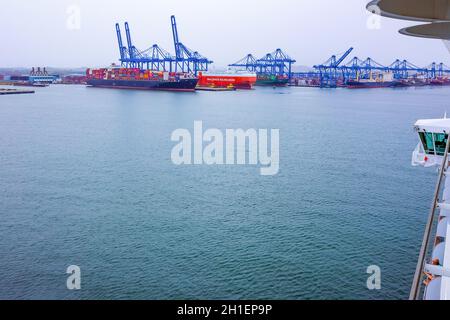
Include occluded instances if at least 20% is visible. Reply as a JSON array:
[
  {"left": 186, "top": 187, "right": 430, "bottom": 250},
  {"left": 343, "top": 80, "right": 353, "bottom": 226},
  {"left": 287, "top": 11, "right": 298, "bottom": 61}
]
[
  {"left": 424, "top": 264, "right": 450, "bottom": 277},
  {"left": 410, "top": 133, "right": 450, "bottom": 300}
]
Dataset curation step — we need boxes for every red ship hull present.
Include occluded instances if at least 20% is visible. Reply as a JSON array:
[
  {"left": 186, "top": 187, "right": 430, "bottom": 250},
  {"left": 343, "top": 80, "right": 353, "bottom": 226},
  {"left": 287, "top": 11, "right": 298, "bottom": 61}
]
[{"left": 197, "top": 72, "right": 257, "bottom": 90}]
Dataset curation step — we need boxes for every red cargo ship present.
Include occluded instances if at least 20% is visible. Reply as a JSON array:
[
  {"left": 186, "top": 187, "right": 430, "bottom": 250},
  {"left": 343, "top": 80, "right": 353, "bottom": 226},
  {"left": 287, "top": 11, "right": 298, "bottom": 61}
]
[{"left": 197, "top": 71, "right": 257, "bottom": 90}]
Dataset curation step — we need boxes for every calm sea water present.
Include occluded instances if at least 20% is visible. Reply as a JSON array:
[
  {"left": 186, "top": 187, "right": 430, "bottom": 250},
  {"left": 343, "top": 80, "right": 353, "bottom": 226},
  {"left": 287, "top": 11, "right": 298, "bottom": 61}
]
[{"left": 0, "top": 84, "right": 449, "bottom": 300}]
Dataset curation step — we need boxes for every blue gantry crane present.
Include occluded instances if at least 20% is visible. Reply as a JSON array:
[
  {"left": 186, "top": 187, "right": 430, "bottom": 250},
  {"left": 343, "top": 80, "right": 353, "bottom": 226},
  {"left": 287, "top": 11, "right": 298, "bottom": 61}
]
[
  {"left": 339, "top": 56, "right": 450, "bottom": 84},
  {"left": 424, "top": 62, "right": 450, "bottom": 79},
  {"left": 288, "top": 44, "right": 450, "bottom": 87},
  {"left": 114, "top": 16, "right": 212, "bottom": 74},
  {"left": 144, "top": 45, "right": 176, "bottom": 71},
  {"left": 261, "top": 49, "right": 296, "bottom": 78},
  {"left": 388, "top": 59, "right": 429, "bottom": 79},
  {"left": 297, "top": 46, "right": 450, "bottom": 87},
  {"left": 313, "top": 47, "right": 353, "bottom": 87},
  {"left": 171, "top": 15, "right": 212, "bottom": 74},
  {"left": 229, "top": 49, "right": 296, "bottom": 78},
  {"left": 115, "top": 23, "right": 450, "bottom": 85},
  {"left": 116, "top": 23, "right": 128, "bottom": 66},
  {"left": 341, "top": 57, "right": 389, "bottom": 81},
  {"left": 116, "top": 22, "right": 175, "bottom": 70},
  {"left": 437, "top": 63, "right": 450, "bottom": 77},
  {"left": 124, "top": 22, "right": 138, "bottom": 65},
  {"left": 228, "top": 54, "right": 258, "bottom": 72}
]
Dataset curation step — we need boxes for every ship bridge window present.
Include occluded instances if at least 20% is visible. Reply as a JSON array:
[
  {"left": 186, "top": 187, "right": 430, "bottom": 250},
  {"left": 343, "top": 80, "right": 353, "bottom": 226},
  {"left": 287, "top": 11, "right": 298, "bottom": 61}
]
[{"left": 419, "top": 132, "right": 448, "bottom": 156}]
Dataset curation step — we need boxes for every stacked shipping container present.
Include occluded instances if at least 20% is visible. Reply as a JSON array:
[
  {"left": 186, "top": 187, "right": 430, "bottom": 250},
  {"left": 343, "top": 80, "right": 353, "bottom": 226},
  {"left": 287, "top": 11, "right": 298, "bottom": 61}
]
[{"left": 86, "top": 68, "right": 192, "bottom": 82}]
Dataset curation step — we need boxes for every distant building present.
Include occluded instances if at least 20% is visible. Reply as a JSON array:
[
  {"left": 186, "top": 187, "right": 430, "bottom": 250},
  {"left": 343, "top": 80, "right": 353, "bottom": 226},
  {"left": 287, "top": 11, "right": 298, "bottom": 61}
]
[
  {"left": 29, "top": 67, "right": 57, "bottom": 84},
  {"left": 29, "top": 75, "right": 56, "bottom": 84}
]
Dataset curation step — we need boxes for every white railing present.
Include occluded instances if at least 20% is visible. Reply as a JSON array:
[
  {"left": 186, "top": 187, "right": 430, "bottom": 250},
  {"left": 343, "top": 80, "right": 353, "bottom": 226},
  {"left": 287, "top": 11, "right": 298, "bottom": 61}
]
[{"left": 410, "top": 135, "right": 450, "bottom": 300}]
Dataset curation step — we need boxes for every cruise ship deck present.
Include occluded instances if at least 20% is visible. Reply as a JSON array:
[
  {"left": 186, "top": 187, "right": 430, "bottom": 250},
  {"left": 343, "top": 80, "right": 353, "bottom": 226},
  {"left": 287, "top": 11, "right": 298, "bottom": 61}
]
[
  {"left": 412, "top": 118, "right": 450, "bottom": 299},
  {"left": 368, "top": 0, "right": 450, "bottom": 300}
]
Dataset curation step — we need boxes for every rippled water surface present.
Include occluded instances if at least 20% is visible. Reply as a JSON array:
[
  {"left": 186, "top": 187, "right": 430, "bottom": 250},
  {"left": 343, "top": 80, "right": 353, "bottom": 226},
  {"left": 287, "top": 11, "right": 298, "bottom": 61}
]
[{"left": 1, "top": 84, "right": 449, "bottom": 299}]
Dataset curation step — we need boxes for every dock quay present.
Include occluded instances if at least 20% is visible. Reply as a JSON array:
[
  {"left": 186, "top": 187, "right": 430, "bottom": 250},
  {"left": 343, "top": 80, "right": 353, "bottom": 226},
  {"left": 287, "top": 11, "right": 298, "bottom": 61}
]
[
  {"left": 0, "top": 88, "right": 35, "bottom": 95},
  {"left": 195, "top": 86, "right": 236, "bottom": 92}
]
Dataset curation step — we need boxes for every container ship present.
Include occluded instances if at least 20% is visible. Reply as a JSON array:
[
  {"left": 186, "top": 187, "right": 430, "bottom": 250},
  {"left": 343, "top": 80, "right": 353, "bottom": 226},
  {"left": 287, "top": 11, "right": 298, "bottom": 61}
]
[
  {"left": 255, "top": 74, "right": 289, "bottom": 87},
  {"left": 197, "top": 71, "right": 257, "bottom": 90},
  {"left": 86, "top": 67, "right": 198, "bottom": 92},
  {"left": 430, "top": 77, "right": 450, "bottom": 86},
  {"left": 346, "top": 71, "right": 403, "bottom": 89}
]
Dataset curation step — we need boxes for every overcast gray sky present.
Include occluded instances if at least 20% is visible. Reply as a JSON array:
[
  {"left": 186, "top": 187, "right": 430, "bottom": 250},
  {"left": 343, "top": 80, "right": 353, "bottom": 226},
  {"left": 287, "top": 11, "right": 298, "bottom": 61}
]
[{"left": 1, "top": 0, "right": 449, "bottom": 68}]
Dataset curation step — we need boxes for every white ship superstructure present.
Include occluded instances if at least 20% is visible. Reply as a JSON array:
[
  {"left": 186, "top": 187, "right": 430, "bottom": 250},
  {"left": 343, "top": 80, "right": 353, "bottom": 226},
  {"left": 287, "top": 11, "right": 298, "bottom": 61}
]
[{"left": 411, "top": 118, "right": 450, "bottom": 300}]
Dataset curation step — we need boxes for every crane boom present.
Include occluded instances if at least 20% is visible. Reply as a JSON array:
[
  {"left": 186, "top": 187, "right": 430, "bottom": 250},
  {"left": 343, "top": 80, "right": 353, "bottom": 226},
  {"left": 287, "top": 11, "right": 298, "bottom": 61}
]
[
  {"left": 334, "top": 47, "right": 354, "bottom": 67},
  {"left": 116, "top": 23, "right": 126, "bottom": 61},
  {"left": 124, "top": 22, "right": 134, "bottom": 59},
  {"left": 171, "top": 15, "right": 181, "bottom": 59}
]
